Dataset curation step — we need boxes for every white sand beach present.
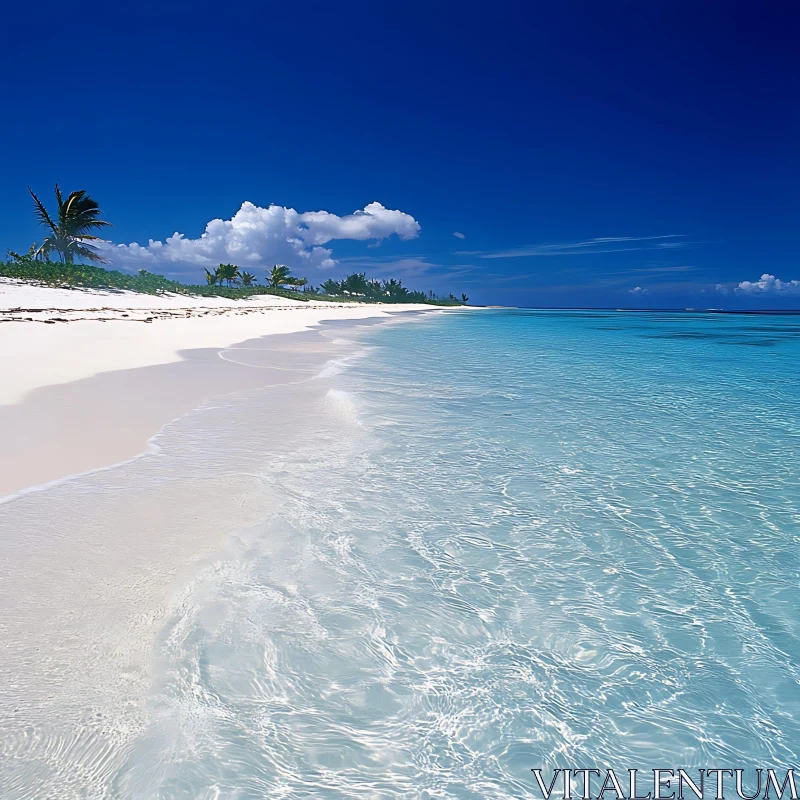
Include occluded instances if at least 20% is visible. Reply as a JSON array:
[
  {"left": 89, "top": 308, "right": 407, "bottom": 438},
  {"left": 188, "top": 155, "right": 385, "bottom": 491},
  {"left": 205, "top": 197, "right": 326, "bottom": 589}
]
[
  {"left": 0, "top": 278, "right": 434, "bottom": 407},
  {"left": 0, "top": 281, "right": 451, "bottom": 796},
  {"left": 0, "top": 279, "right": 438, "bottom": 496}
]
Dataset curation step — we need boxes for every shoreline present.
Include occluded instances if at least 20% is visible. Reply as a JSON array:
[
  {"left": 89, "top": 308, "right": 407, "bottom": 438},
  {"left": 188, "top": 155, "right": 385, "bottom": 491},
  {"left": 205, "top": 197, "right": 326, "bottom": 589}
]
[
  {"left": 0, "top": 311, "right": 413, "bottom": 796},
  {"left": 0, "top": 285, "right": 466, "bottom": 795},
  {"left": 0, "top": 282, "right": 451, "bottom": 497},
  {"left": 0, "top": 279, "right": 444, "bottom": 406}
]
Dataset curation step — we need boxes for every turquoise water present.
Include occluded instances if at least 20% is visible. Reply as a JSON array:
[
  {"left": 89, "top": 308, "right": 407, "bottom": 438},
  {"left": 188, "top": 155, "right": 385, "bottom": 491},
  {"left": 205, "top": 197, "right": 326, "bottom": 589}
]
[{"left": 117, "top": 310, "right": 800, "bottom": 798}]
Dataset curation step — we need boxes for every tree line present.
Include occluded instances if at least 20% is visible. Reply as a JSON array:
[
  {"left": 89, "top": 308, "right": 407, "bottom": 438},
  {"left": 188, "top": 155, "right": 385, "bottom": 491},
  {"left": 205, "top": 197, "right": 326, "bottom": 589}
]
[
  {"left": 320, "top": 274, "right": 468, "bottom": 304},
  {"left": 202, "top": 264, "right": 467, "bottom": 303},
  {"left": 204, "top": 264, "right": 308, "bottom": 290}
]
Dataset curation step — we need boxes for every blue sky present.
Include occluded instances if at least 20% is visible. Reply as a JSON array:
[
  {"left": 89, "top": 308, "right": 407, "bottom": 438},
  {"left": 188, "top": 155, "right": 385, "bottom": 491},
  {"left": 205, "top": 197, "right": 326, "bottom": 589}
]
[{"left": 1, "top": 0, "right": 798, "bottom": 308}]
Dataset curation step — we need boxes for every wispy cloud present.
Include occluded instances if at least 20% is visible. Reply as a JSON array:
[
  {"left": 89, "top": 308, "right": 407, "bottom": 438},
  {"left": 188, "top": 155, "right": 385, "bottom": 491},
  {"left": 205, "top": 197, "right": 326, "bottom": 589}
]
[
  {"left": 337, "top": 255, "right": 436, "bottom": 278},
  {"left": 453, "top": 231, "right": 466, "bottom": 239},
  {"left": 605, "top": 264, "right": 697, "bottom": 276},
  {"left": 458, "top": 234, "right": 685, "bottom": 259},
  {"left": 478, "top": 263, "right": 698, "bottom": 289},
  {"left": 335, "top": 254, "right": 476, "bottom": 282}
]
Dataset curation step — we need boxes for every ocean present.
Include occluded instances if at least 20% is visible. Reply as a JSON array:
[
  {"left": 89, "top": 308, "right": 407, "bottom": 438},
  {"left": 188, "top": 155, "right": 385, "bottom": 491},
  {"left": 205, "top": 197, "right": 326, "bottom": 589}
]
[
  {"left": 6, "top": 309, "right": 796, "bottom": 799},
  {"left": 107, "top": 309, "right": 800, "bottom": 798}
]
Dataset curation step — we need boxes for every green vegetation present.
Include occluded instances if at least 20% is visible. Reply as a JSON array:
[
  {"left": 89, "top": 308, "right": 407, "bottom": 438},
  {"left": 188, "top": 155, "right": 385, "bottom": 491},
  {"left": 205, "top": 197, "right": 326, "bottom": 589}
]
[
  {"left": 20, "top": 184, "right": 112, "bottom": 264},
  {"left": 6, "top": 185, "right": 468, "bottom": 306},
  {"left": 316, "top": 272, "right": 462, "bottom": 304},
  {"left": 267, "top": 264, "right": 292, "bottom": 288},
  {"left": 1, "top": 256, "right": 466, "bottom": 305},
  {"left": 0, "top": 256, "right": 320, "bottom": 301},
  {"left": 203, "top": 264, "right": 242, "bottom": 286},
  {"left": 266, "top": 264, "right": 308, "bottom": 291}
]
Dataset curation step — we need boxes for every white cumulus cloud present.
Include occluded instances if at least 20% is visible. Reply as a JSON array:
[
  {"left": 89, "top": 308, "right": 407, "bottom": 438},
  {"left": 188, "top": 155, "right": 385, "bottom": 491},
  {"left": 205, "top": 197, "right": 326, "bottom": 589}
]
[
  {"left": 98, "top": 201, "right": 420, "bottom": 277},
  {"left": 628, "top": 286, "right": 649, "bottom": 295},
  {"left": 734, "top": 273, "right": 800, "bottom": 294}
]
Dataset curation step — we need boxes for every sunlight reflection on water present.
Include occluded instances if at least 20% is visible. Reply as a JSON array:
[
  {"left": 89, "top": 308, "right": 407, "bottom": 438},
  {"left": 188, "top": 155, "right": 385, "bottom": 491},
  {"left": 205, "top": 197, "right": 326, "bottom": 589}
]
[{"left": 114, "top": 310, "right": 800, "bottom": 798}]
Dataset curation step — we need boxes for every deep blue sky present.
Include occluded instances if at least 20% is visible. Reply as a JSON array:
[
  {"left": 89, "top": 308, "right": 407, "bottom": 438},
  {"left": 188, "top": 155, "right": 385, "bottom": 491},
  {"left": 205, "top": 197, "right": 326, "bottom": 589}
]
[{"left": 2, "top": 0, "right": 798, "bottom": 308}]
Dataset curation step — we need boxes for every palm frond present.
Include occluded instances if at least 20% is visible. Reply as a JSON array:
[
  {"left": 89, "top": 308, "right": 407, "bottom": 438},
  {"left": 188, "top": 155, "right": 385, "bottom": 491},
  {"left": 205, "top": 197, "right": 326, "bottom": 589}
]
[
  {"left": 62, "top": 190, "right": 113, "bottom": 236},
  {"left": 28, "top": 187, "right": 58, "bottom": 234},
  {"left": 68, "top": 240, "right": 110, "bottom": 264},
  {"left": 37, "top": 237, "right": 62, "bottom": 260},
  {"left": 267, "top": 264, "right": 294, "bottom": 288},
  {"left": 54, "top": 183, "right": 64, "bottom": 214}
]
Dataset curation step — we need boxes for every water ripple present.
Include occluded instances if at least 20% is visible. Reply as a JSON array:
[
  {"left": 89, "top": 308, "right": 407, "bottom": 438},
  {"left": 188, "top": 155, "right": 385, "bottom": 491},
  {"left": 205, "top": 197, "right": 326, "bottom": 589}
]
[{"left": 35, "top": 310, "right": 800, "bottom": 797}]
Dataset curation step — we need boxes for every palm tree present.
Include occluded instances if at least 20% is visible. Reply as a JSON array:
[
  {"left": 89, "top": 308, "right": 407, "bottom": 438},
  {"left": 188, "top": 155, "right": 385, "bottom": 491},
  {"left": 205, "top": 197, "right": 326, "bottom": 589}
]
[
  {"left": 205, "top": 267, "right": 221, "bottom": 285},
  {"left": 461, "top": 293, "right": 469, "bottom": 303},
  {"left": 340, "top": 272, "right": 369, "bottom": 296},
  {"left": 240, "top": 271, "right": 258, "bottom": 286},
  {"left": 28, "top": 184, "right": 112, "bottom": 263},
  {"left": 321, "top": 278, "right": 341, "bottom": 295},
  {"left": 217, "top": 263, "right": 240, "bottom": 286},
  {"left": 267, "top": 265, "right": 293, "bottom": 288},
  {"left": 287, "top": 277, "right": 308, "bottom": 291},
  {"left": 382, "top": 278, "right": 409, "bottom": 301}
]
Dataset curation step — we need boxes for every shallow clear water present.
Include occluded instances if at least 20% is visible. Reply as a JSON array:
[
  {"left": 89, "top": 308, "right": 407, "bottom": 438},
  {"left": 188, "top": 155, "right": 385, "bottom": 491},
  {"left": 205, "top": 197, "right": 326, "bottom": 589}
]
[{"left": 116, "top": 310, "right": 800, "bottom": 798}]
